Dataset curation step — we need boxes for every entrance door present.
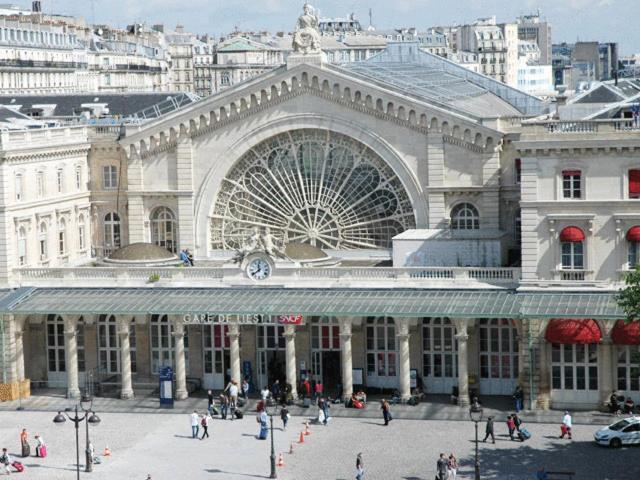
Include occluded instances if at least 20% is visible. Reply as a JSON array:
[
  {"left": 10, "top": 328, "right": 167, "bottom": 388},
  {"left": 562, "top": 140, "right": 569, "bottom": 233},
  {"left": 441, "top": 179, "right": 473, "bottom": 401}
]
[
  {"left": 551, "top": 343, "right": 599, "bottom": 406},
  {"left": 203, "top": 325, "right": 230, "bottom": 390},
  {"left": 422, "top": 318, "right": 458, "bottom": 394},
  {"left": 46, "top": 314, "right": 86, "bottom": 389},
  {"left": 310, "top": 317, "right": 342, "bottom": 394},
  {"left": 256, "top": 324, "right": 285, "bottom": 389},
  {"left": 365, "top": 317, "right": 397, "bottom": 389},
  {"left": 321, "top": 351, "right": 341, "bottom": 396},
  {"left": 478, "top": 319, "right": 518, "bottom": 395}
]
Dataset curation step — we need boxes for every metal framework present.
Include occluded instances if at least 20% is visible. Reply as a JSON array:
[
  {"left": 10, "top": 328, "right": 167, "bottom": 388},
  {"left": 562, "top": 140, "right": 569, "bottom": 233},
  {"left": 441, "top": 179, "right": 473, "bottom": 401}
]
[{"left": 210, "top": 129, "right": 416, "bottom": 251}]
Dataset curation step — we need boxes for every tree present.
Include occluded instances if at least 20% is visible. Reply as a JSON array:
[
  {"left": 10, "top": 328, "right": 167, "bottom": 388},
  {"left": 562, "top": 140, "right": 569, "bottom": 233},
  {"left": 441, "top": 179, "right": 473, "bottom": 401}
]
[{"left": 617, "top": 266, "right": 640, "bottom": 323}]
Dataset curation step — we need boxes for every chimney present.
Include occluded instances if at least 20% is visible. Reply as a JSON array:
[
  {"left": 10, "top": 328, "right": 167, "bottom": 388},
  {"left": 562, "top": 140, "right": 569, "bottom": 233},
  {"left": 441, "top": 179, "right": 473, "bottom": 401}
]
[{"left": 32, "top": 1, "right": 42, "bottom": 13}]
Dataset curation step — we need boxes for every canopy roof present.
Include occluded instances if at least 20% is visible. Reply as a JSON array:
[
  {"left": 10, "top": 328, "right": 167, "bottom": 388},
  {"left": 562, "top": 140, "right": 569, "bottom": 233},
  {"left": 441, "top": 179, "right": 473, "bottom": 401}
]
[{"left": 0, "top": 287, "right": 626, "bottom": 319}]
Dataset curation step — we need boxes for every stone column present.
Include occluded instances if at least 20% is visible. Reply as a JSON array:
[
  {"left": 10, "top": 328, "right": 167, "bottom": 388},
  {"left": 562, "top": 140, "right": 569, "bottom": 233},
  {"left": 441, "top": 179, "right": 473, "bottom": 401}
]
[
  {"left": 537, "top": 339, "right": 551, "bottom": 410},
  {"left": 284, "top": 324, "right": 298, "bottom": 400},
  {"left": 63, "top": 316, "right": 80, "bottom": 399},
  {"left": 227, "top": 323, "right": 241, "bottom": 384},
  {"left": 599, "top": 337, "right": 614, "bottom": 406},
  {"left": 14, "top": 317, "right": 25, "bottom": 382},
  {"left": 172, "top": 320, "right": 188, "bottom": 400},
  {"left": 396, "top": 319, "right": 411, "bottom": 402},
  {"left": 1, "top": 315, "right": 18, "bottom": 384},
  {"left": 455, "top": 323, "right": 470, "bottom": 407},
  {"left": 339, "top": 318, "right": 354, "bottom": 401},
  {"left": 176, "top": 135, "right": 195, "bottom": 252},
  {"left": 117, "top": 317, "right": 134, "bottom": 399}
]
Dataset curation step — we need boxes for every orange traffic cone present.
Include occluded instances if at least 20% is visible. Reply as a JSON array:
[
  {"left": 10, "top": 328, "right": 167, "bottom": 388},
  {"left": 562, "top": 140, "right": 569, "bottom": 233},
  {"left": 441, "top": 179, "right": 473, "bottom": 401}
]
[
  {"left": 277, "top": 453, "right": 285, "bottom": 467},
  {"left": 305, "top": 420, "right": 311, "bottom": 435},
  {"left": 103, "top": 446, "right": 111, "bottom": 457},
  {"left": 289, "top": 442, "right": 294, "bottom": 454},
  {"left": 298, "top": 431, "right": 305, "bottom": 444}
]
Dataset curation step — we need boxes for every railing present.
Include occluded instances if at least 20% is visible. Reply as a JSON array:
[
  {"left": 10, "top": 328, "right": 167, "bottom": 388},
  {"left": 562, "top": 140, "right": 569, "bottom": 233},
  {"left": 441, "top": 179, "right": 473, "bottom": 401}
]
[
  {"left": 0, "top": 126, "right": 87, "bottom": 147},
  {"left": 521, "top": 119, "right": 640, "bottom": 134},
  {"left": 0, "top": 59, "right": 87, "bottom": 69},
  {"left": 14, "top": 266, "right": 521, "bottom": 286},
  {"left": 553, "top": 269, "right": 592, "bottom": 282}
]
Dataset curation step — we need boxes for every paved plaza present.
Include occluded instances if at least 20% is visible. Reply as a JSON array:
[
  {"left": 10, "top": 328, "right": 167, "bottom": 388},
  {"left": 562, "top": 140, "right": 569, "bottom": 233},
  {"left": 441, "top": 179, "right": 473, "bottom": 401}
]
[{"left": 0, "top": 409, "right": 638, "bottom": 479}]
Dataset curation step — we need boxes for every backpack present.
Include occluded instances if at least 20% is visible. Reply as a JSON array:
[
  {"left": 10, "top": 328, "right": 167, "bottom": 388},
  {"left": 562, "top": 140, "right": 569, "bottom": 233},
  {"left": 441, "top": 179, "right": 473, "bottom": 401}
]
[
  {"left": 0, "top": 454, "right": 8, "bottom": 465},
  {"left": 201, "top": 417, "right": 207, "bottom": 427}
]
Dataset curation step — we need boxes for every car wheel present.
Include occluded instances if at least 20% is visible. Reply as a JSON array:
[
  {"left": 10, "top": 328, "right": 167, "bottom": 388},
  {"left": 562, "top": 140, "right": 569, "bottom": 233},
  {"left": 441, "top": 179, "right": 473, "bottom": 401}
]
[{"left": 610, "top": 438, "right": 622, "bottom": 449}]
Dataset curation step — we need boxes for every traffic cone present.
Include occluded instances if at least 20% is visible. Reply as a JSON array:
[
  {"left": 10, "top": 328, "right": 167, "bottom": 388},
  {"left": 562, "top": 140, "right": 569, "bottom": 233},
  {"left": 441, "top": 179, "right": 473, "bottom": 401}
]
[
  {"left": 289, "top": 442, "right": 294, "bottom": 454},
  {"left": 277, "top": 453, "right": 285, "bottom": 467},
  {"left": 103, "top": 446, "right": 111, "bottom": 457},
  {"left": 298, "top": 431, "right": 305, "bottom": 443},
  {"left": 305, "top": 420, "right": 311, "bottom": 435}
]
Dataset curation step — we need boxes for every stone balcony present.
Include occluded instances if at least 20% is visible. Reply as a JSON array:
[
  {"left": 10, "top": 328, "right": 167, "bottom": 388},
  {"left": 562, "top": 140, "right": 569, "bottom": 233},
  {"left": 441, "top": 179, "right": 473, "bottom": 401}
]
[{"left": 13, "top": 265, "right": 522, "bottom": 289}]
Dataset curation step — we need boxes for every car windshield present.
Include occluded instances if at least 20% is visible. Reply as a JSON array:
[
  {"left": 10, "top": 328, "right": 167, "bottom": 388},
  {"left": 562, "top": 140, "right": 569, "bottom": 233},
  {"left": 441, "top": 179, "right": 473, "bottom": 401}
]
[{"left": 609, "top": 419, "right": 631, "bottom": 431}]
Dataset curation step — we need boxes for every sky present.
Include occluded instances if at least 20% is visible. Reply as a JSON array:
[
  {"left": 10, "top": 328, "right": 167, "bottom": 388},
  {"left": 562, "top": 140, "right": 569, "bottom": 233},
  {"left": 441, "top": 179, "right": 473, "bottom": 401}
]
[{"left": 44, "top": 0, "right": 638, "bottom": 54}]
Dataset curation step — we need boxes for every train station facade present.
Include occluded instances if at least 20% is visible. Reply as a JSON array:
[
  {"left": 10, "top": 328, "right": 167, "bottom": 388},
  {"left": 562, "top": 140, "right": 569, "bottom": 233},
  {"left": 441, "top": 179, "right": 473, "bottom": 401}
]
[{"left": 0, "top": 39, "right": 639, "bottom": 410}]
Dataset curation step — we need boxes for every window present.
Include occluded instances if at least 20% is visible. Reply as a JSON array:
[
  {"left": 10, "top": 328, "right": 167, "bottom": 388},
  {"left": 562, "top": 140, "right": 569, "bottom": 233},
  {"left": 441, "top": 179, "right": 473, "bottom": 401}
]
[
  {"left": 150, "top": 314, "right": 188, "bottom": 374},
  {"left": 479, "top": 319, "right": 518, "bottom": 380},
  {"left": 617, "top": 346, "right": 640, "bottom": 392},
  {"left": 103, "top": 212, "right": 121, "bottom": 255},
  {"left": 39, "top": 222, "right": 48, "bottom": 261},
  {"left": 562, "top": 170, "right": 582, "bottom": 199},
  {"left": 151, "top": 207, "right": 177, "bottom": 253},
  {"left": 514, "top": 158, "right": 521, "bottom": 184},
  {"left": 629, "top": 169, "right": 640, "bottom": 199},
  {"left": 47, "top": 315, "right": 85, "bottom": 374},
  {"left": 75, "top": 166, "right": 82, "bottom": 190},
  {"left": 103, "top": 165, "right": 118, "bottom": 189},
  {"left": 203, "top": 325, "right": 229, "bottom": 375},
  {"left": 220, "top": 71, "right": 230, "bottom": 86},
  {"left": 98, "top": 315, "right": 137, "bottom": 374},
  {"left": 58, "top": 219, "right": 66, "bottom": 255},
  {"left": 15, "top": 173, "right": 23, "bottom": 201},
  {"left": 422, "top": 318, "right": 457, "bottom": 379},
  {"left": 56, "top": 167, "right": 64, "bottom": 193},
  {"left": 36, "top": 171, "right": 45, "bottom": 197},
  {"left": 451, "top": 203, "right": 480, "bottom": 230},
  {"left": 78, "top": 215, "right": 86, "bottom": 251},
  {"left": 17, "top": 227, "right": 27, "bottom": 266},
  {"left": 365, "top": 317, "right": 397, "bottom": 379},
  {"left": 560, "top": 227, "right": 585, "bottom": 270},
  {"left": 552, "top": 343, "right": 598, "bottom": 391},
  {"left": 514, "top": 209, "right": 522, "bottom": 243}
]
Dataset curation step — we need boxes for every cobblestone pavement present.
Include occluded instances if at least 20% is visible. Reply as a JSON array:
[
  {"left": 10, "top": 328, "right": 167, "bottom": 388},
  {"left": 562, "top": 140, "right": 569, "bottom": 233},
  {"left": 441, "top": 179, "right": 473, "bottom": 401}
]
[{"left": 0, "top": 410, "right": 637, "bottom": 479}]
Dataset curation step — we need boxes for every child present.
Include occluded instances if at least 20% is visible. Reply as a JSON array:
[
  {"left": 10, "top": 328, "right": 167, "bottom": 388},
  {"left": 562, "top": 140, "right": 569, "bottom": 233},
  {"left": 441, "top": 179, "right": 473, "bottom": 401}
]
[{"left": 507, "top": 415, "right": 516, "bottom": 440}]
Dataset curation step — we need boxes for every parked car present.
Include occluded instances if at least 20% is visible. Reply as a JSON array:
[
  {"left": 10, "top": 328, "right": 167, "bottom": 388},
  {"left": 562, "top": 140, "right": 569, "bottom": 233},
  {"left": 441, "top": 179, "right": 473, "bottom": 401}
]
[{"left": 594, "top": 416, "right": 640, "bottom": 448}]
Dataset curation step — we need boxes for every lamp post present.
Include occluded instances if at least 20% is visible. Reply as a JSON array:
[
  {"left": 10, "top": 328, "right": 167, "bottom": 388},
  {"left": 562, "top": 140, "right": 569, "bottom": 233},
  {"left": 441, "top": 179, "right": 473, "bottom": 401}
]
[
  {"left": 269, "top": 405, "right": 277, "bottom": 479},
  {"left": 53, "top": 395, "right": 101, "bottom": 479},
  {"left": 469, "top": 397, "right": 483, "bottom": 480},
  {"left": 81, "top": 395, "right": 101, "bottom": 472}
]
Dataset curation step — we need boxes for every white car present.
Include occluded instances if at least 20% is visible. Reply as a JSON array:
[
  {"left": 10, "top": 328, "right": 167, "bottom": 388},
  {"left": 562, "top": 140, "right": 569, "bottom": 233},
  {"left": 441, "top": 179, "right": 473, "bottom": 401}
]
[{"left": 594, "top": 416, "right": 640, "bottom": 448}]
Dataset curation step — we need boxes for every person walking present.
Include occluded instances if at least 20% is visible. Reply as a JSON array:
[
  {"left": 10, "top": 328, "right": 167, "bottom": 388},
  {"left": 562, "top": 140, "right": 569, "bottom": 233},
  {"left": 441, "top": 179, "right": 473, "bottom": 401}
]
[
  {"left": 513, "top": 385, "right": 524, "bottom": 413},
  {"left": 200, "top": 413, "right": 211, "bottom": 440},
  {"left": 314, "top": 380, "right": 323, "bottom": 403},
  {"left": 302, "top": 377, "right": 311, "bottom": 399},
  {"left": 356, "top": 452, "right": 364, "bottom": 480},
  {"left": 0, "top": 448, "right": 12, "bottom": 475},
  {"left": 322, "top": 397, "right": 330, "bottom": 426},
  {"left": 190, "top": 411, "right": 200, "bottom": 438},
  {"left": 257, "top": 409, "right": 269, "bottom": 440},
  {"left": 34, "top": 435, "right": 46, "bottom": 458},
  {"left": 225, "top": 380, "right": 239, "bottom": 411},
  {"left": 560, "top": 410, "right": 572, "bottom": 440},
  {"left": 242, "top": 378, "right": 250, "bottom": 399},
  {"left": 512, "top": 413, "right": 522, "bottom": 432},
  {"left": 381, "top": 399, "right": 391, "bottom": 426},
  {"left": 482, "top": 416, "right": 495, "bottom": 444},
  {"left": 207, "top": 389, "right": 214, "bottom": 415},
  {"left": 280, "top": 406, "right": 290, "bottom": 431},
  {"left": 506, "top": 415, "right": 516, "bottom": 441},
  {"left": 19, "top": 429, "right": 29, "bottom": 458},
  {"left": 447, "top": 453, "right": 458, "bottom": 480},
  {"left": 219, "top": 394, "right": 229, "bottom": 420},
  {"left": 436, "top": 453, "right": 448, "bottom": 480},
  {"left": 272, "top": 380, "right": 281, "bottom": 404}
]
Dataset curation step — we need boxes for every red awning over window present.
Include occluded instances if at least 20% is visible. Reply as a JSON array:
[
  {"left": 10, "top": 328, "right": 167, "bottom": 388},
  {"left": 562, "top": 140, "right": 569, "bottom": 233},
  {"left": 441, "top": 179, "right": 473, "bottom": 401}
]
[
  {"left": 562, "top": 170, "right": 581, "bottom": 176},
  {"left": 629, "top": 169, "right": 640, "bottom": 198},
  {"left": 627, "top": 226, "right": 640, "bottom": 243},
  {"left": 560, "top": 226, "right": 585, "bottom": 242},
  {"left": 545, "top": 319, "right": 602, "bottom": 344},
  {"left": 612, "top": 320, "right": 640, "bottom": 345}
]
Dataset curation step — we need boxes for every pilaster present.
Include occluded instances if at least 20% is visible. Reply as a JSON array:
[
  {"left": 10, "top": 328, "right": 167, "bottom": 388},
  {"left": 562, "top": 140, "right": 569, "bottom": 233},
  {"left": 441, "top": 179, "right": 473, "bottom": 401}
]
[
  {"left": 172, "top": 319, "right": 188, "bottom": 400},
  {"left": 63, "top": 316, "right": 80, "bottom": 399},
  {"left": 176, "top": 135, "right": 195, "bottom": 251},
  {"left": 453, "top": 319, "right": 470, "bottom": 407},
  {"left": 339, "top": 318, "right": 354, "bottom": 401},
  {"left": 395, "top": 318, "right": 411, "bottom": 402},
  {"left": 284, "top": 324, "right": 298, "bottom": 400},
  {"left": 117, "top": 316, "right": 134, "bottom": 399},
  {"left": 426, "top": 134, "right": 447, "bottom": 228},
  {"left": 227, "top": 323, "right": 241, "bottom": 385}
]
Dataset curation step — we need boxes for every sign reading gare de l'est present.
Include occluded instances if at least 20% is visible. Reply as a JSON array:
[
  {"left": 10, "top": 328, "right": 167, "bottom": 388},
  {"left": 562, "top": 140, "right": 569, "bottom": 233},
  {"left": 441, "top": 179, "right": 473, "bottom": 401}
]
[{"left": 183, "top": 314, "right": 303, "bottom": 325}]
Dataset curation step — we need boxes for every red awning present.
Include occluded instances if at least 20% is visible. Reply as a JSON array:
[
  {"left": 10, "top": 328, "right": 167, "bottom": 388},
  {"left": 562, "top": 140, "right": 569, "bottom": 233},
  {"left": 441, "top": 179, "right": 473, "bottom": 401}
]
[
  {"left": 612, "top": 320, "right": 640, "bottom": 345},
  {"left": 545, "top": 319, "right": 602, "bottom": 344},
  {"left": 560, "top": 226, "right": 585, "bottom": 243},
  {"left": 562, "top": 170, "right": 581, "bottom": 176},
  {"left": 627, "top": 226, "right": 640, "bottom": 243},
  {"left": 630, "top": 170, "right": 640, "bottom": 197}
]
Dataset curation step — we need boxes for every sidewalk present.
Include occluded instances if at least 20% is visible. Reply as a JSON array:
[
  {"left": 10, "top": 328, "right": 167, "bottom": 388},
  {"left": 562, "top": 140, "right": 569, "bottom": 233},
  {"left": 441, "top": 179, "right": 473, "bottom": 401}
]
[{"left": 0, "top": 390, "right": 617, "bottom": 426}]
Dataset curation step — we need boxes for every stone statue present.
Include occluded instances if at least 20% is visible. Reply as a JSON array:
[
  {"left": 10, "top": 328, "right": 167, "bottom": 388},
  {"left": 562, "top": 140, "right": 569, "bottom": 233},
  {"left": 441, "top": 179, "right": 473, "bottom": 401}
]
[
  {"left": 261, "top": 227, "right": 287, "bottom": 259},
  {"left": 232, "top": 227, "right": 261, "bottom": 263},
  {"left": 292, "top": 3, "right": 321, "bottom": 54},
  {"left": 232, "top": 226, "right": 288, "bottom": 263}
]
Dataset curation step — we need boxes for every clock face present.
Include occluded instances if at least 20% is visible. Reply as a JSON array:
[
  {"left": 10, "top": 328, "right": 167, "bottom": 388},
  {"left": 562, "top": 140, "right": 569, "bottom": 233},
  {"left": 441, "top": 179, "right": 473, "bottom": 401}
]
[{"left": 247, "top": 257, "right": 271, "bottom": 280}]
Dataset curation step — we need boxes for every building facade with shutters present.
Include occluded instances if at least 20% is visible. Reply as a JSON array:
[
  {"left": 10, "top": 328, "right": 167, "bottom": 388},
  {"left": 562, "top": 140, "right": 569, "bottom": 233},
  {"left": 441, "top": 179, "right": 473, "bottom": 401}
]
[{"left": 0, "top": 42, "right": 638, "bottom": 412}]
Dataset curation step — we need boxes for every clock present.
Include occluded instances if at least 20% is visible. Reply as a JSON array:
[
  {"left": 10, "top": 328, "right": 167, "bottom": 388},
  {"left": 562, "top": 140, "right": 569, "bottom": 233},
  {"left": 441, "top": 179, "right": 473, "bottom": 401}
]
[{"left": 247, "top": 257, "right": 271, "bottom": 281}]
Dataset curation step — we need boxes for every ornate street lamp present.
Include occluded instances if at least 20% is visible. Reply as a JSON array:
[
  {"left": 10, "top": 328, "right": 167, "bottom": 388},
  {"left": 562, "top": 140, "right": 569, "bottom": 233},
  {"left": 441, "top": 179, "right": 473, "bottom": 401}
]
[
  {"left": 81, "top": 394, "right": 101, "bottom": 472},
  {"left": 469, "top": 397, "right": 483, "bottom": 480},
  {"left": 269, "top": 404, "right": 277, "bottom": 479}
]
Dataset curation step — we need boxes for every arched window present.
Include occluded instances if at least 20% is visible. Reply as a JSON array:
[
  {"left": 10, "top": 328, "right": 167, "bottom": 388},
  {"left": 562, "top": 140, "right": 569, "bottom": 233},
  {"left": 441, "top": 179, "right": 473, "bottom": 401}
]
[
  {"left": 479, "top": 319, "right": 519, "bottom": 394},
  {"left": 78, "top": 215, "right": 86, "bottom": 252},
  {"left": 58, "top": 218, "right": 66, "bottom": 255},
  {"left": 39, "top": 222, "right": 48, "bottom": 261},
  {"left": 422, "top": 318, "right": 457, "bottom": 393},
  {"left": 560, "top": 226, "right": 585, "bottom": 270},
  {"left": 17, "top": 227, "right": 27, "bottom": 266},
  {"left": 151, "top": 207, "right": 177, "bottom": 253},
  {"left": 46, "top": 315, "right": 85, "bottom": 374},
  {"left": 104, "top": 212, "right": 121, "bottom": 255},
  {"left": 150, "top": 314, "right": 188, "bottom": 374},
  {"left": 366, "top": 317, "right": 397, "bottom": 387},
  {"left": 627, "top": 226, "right": 640, "bottom": 269},
  {"left": 98, "top": 315, "right": 137, "bottom": 374},
  {"left": 451, "top": 203, "right": 479, "bottom": 230}
]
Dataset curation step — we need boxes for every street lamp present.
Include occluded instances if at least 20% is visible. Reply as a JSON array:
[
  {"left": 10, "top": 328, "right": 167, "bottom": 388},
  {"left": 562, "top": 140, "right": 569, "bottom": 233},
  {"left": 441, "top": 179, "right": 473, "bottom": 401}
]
[
  {"left": 53, "top": 395, "right": 101, "bottom": 480},
  {"left": 469, "top": 397, "right": 483, "bottom": 480},
  {"left": 268, "top": 404, "right": 277, "bottom": 479},
  {"left": 81, "top": 394, "right": 101, "bottom": 472}
]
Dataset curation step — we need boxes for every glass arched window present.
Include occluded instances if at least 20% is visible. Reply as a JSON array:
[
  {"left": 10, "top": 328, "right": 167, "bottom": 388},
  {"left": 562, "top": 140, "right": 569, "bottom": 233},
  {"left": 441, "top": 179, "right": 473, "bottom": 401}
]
[
  {"left": 98, "top": 315, "right": 137, "bottom": 374},
  {"left": 451, "top": 203, "right": 480, "bottom": 230},
  {"left": 46, "top": 314, "right": 85, "bottom": 374},
  {"left": 366, "top": 317, "right": 397, "bottom": 386},
  {"left": 78, "top": 215, "right": 86, "bottom": 251},
  {"left": 17, "top": 227, "right": 27, "bottom": 266},
  {"left": 151, "top": 207, "right": 177, "bottom": 253},
  {"left": 104, "top": 212, "right": 121, "bottom": 255},
  {"left": 422, "top": 318, "right": 457, "bottom": 381},
  {"left": 58, "top": 219, "right": 66, "bottom": 255}
]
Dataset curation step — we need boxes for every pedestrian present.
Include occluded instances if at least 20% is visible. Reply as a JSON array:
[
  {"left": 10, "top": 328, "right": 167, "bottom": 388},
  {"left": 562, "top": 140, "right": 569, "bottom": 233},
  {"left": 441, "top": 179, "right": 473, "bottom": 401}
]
[
  {"left": 225, "top": 380, "right": 239, "bottom": 411},
  {"left": 261, "top": 386, "right": 270, "bottom": 402},
  {"left": 0, "top": 448, "right": 11, "bottom": 475},
  {"left": 381, "top": 399, "right": 391, "bottom": 426},
  {"left": 200, "top": 413, "right": 211, "bottom": 440},
  {"left": 560, "top": 410, "right": 572, "bottom": 440},
  {"left": 179, "top": 249, "right": 190, "bottom": 265},
  {"left": 190, "top": 411, "right": 200, "bottom": 438},
  {"left": 512, "top": 413, "right": 522, "bottom": 432},
  {"left": 220, "top": 394, "right": 229, "bottom": 420},
  {"left": 447, "top": 453, "right": 458, "bottom": 480},
  {"left": 506, "top": 415, "right": 516, "bottom": 440},
  {"left": 513, "top": 385, "right": 524, "bottom": 413},
  {"left": 322, "top": 397, "right": 330, "bottom": 426},
  {"left": 280, "top": 405, "right": 290, "bottom": 431},
  {"left": 257, "top": 409, "right": 269, "bottom": 440},
  {"left": 34, "top": 435, "right": 46, "bottom": 458},
  {"left": 482, "top": 416, "right": 495, "bottom": 444},
  {"left": 207, "top": 389, "right": 214, "bottom": 415},
  {"left": 356, "top": 452, "right": 364, "bottom": 480},
  {"left": 272, "top": 380, "right": 281, "bottom": 404},
  {"left": 242, "top": 378, "right": 250, "bottom": 399},
  {"left": 302, "top": 377, "right": 311, "bottom": 399},
  {"left": 314, "top": 380, "right": 323, "bottom": 402},
  {"left": 19, "top": 429, "right": 29, "bottom": 458},
  {"left": 436, "top": 453, "right": 448, "bottom": 480},
  {"left": 186, "top": 249, "right": 194, "bottom": 266}
]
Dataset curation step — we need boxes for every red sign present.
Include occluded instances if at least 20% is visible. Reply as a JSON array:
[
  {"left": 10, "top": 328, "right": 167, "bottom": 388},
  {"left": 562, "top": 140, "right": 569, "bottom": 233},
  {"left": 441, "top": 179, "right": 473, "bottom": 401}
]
[{"left": 278, "top": 315, "right": 303, "bottom": 325}]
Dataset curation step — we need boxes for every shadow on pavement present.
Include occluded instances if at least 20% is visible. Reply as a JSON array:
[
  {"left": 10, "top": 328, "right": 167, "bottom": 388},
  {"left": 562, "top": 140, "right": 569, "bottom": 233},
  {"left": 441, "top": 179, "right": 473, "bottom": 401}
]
[{"left": 205, "top": 468, "right": 273, "bottom": 478}]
